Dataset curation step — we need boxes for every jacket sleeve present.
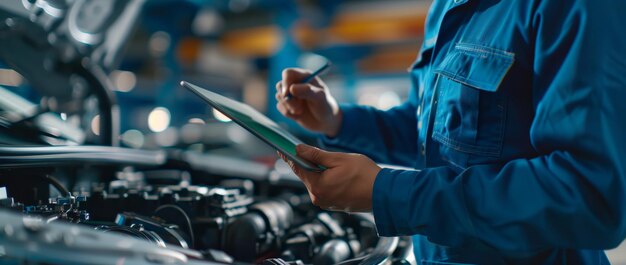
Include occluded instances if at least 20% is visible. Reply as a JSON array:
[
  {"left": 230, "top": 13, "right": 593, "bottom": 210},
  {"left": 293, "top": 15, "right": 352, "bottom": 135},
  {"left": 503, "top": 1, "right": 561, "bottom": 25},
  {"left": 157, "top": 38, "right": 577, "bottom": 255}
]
[
  {"left": 372, "top": 0, "right": 626, "bottom": 255},
  {"left": 321, "top": 96, "right": 419, "bottom": 167}
]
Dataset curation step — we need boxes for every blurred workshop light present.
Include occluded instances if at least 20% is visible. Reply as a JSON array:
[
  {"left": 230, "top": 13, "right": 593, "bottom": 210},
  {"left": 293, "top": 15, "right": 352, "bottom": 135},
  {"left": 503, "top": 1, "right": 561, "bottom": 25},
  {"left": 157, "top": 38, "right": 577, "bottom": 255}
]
[
  {"left": 148, "top": 107, "right": 171, "bottom": 133},
  {"left": 0, "top": 69, "right": 24, "bottom": 87},
  {"left": 188, "top": 118, "right": 206, "bottom": 125},
  {"left": 149, "top": 31, "right": 171, "bottom": 57},
  {"left": 121, "top": 129, "right": 144, "bottom": 149},
  {"left": 192, "top": 8, "right": 223, "bottom": 36},
  {"left": 377, "top": 91, "right": 401, "bottom": 110},
  {"left": 357, "top": 92, "right": 378, "bottom": 108},
  {"left": 110, "top": 70, "right": 136, "bottom": 92},
  {"left": 212, "top": 109, "right": 231, "bottom": 122},
  {"left": 358, "top": 90, "right": 402, "bottom": 111},
  {"left": 154, "top": 127, "right": 179, "bottom": 147},
  {"left": 90, "top": 115, "right": 100, "bottom": 136}
]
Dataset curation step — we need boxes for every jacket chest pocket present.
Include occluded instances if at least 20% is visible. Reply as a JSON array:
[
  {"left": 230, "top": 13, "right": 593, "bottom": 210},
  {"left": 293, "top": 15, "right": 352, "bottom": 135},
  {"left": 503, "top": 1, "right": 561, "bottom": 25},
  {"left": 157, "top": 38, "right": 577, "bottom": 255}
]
[{"left": 431, "top": 43, "right": 514, "bottom": 168}]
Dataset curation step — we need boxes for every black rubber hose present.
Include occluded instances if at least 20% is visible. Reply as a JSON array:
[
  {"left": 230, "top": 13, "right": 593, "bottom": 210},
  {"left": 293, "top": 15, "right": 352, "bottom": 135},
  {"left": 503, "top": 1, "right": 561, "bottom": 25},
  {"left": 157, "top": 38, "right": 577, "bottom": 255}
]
[{"left": 45, "top": 175, "right": 71, "bottom": 197}]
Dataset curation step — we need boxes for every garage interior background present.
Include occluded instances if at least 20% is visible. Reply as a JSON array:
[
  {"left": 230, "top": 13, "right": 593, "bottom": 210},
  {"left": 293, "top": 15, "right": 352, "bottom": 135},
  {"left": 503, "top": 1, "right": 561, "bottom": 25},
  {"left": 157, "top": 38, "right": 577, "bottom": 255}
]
[{"left": 0, "top": 0, "right": 624, "bottom": 263}]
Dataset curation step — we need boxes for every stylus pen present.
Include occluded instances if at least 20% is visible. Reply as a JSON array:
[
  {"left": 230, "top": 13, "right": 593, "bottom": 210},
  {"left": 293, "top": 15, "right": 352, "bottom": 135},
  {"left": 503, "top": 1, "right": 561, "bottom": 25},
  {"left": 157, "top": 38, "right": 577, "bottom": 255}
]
[{"left": 284, "top": 61, "right": 331, "bottom": 100}]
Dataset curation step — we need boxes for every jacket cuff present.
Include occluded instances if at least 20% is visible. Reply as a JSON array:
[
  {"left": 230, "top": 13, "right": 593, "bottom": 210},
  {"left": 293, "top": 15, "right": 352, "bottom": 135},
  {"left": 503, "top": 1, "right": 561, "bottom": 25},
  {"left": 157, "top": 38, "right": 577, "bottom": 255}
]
[
  {"left": 320, "top": 104, "right": 363, "bottom": 147},
  {"left": 372, "top": 168, "right": 420, "bottom": 237}
]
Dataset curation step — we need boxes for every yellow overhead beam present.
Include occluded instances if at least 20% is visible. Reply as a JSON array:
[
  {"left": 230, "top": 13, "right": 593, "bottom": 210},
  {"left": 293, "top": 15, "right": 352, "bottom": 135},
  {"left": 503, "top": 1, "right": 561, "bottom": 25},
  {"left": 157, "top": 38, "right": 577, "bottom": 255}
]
[{"left": 218, "top": 5, "right": 428, "bottom": 56}]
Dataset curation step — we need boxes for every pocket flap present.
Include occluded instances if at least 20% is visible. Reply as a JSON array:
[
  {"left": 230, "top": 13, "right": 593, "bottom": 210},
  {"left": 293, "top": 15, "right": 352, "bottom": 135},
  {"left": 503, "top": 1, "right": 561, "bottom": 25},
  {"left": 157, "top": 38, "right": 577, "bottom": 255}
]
[{"left": 434, "top": 43, "right": 514, "bottom": 92}]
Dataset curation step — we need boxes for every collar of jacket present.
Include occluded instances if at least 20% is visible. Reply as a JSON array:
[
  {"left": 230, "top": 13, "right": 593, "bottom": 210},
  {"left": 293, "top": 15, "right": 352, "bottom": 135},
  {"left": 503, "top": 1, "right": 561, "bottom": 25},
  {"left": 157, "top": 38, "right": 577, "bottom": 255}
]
[
  {"left": 441, "top": 0, "right": 472, "bottom": 17},
  {"left": 451, "top": 0, "right": 470, "bottom": 9}
]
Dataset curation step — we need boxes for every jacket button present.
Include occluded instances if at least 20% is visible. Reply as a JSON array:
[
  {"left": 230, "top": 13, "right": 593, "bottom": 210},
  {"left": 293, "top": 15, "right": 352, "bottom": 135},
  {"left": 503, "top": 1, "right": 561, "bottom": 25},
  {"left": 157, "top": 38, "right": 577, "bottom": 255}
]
[{"left": 420, "top": 144, "right": 426, "bottom": 155}]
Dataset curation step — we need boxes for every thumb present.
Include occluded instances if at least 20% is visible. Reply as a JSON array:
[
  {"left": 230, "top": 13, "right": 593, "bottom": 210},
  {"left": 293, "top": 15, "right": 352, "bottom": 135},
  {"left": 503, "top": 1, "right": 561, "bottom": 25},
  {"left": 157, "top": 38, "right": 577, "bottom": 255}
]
[{"left": 296, "top": 144, "right": 338, "bottom": 167}]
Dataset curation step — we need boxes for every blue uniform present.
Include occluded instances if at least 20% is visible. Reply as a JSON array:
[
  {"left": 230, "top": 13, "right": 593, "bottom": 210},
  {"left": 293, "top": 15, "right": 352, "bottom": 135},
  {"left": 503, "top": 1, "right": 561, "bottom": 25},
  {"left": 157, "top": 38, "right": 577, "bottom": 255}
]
[{"left": 322, "top": 0, "right": 626, "bottom": 263}]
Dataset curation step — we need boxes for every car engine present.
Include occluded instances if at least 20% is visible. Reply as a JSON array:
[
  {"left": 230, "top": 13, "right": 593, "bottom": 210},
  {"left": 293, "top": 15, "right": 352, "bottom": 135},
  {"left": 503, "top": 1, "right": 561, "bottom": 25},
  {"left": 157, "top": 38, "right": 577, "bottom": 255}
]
[{"left": 0, "top": 147, "right": 413, "bottom": 264}]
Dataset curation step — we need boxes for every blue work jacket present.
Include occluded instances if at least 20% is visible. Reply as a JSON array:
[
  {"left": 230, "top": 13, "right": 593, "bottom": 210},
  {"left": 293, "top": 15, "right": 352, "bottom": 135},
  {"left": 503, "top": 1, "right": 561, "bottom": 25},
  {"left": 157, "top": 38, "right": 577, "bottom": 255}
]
[{"left": 322, "top": 0, "right": 626, "bottom": 264}]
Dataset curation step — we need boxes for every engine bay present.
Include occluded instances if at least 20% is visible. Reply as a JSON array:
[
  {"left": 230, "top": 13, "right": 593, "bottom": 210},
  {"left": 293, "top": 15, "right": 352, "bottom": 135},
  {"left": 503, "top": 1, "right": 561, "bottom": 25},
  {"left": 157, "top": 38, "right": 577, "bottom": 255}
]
[{"left": 0, "top": 146, "right": 413, "bottom": 264}]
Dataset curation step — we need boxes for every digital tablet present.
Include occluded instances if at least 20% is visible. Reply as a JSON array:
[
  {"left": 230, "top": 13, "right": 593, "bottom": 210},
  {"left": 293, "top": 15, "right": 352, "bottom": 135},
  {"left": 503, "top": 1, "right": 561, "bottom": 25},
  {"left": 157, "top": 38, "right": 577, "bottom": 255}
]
[{"left": 181, "top": 81, "right": 325, "bottom": 172}]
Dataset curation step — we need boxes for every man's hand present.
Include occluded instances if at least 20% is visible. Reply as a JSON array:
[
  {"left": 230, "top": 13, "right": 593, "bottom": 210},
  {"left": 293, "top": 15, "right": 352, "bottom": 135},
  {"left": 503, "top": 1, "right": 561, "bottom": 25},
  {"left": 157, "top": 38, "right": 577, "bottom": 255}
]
[
  {"left": 278, "top": 144, "right": 381, "bottom": 212},
  {"left": 276, "top": 68, "right": 342, "bottom": 137}
]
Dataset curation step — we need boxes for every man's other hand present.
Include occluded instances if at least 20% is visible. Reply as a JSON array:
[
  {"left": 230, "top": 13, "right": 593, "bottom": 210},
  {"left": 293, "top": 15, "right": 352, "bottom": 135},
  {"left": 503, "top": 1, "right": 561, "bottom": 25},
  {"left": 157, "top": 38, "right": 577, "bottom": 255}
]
[{"left": 278, "top": 144, "right": 381, "bottom": 212}]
